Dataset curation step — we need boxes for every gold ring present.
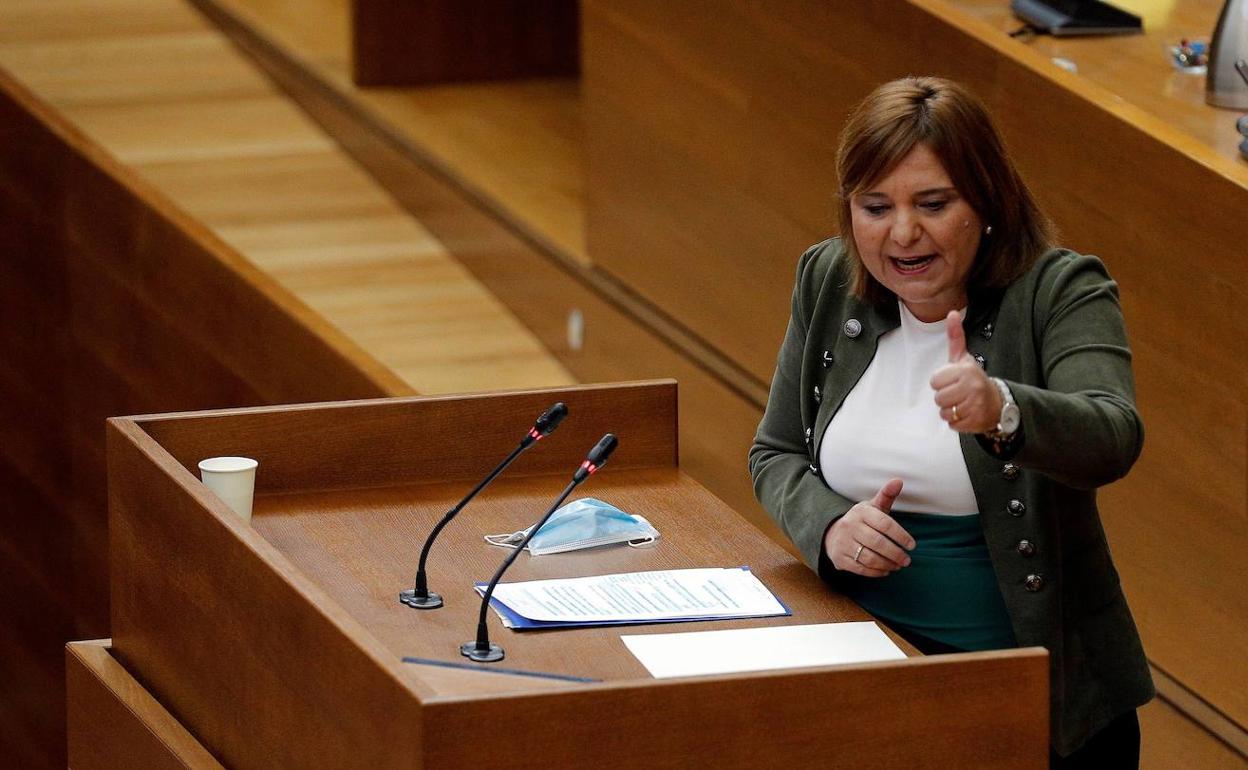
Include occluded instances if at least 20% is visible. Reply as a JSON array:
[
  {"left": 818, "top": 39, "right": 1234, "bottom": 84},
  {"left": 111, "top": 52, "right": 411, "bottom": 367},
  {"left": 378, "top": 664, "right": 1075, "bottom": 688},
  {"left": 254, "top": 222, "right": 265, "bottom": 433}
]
[
  {"left": 854, "top": 544, "right": 865, "bottom": 563},
  {"left": 952, "top": 405, "right": 960, "bottom": 422}
]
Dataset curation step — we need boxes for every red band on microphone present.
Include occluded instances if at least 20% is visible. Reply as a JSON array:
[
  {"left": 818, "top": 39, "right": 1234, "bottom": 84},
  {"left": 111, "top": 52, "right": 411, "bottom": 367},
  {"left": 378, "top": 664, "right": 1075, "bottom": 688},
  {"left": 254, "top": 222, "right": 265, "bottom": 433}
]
[
  {"left": 580, "top": 460, "right": 599, "bottom": 475},
  {"left": 528, "top": 427, "right": 542, "bottom": 441}
]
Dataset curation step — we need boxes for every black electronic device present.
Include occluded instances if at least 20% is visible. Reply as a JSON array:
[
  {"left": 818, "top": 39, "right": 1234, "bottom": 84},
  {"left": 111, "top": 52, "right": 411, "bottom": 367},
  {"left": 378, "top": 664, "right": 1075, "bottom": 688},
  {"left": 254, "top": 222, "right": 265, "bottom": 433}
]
[
  {"left": 461, "top": 433, "right": 618, "bottom": 663},
  {"left": 398, "top": 401, "right": 568, "bottom": 610},
  {"left": 1011, "top": 0, "right": 1142, "bottom": 36}
]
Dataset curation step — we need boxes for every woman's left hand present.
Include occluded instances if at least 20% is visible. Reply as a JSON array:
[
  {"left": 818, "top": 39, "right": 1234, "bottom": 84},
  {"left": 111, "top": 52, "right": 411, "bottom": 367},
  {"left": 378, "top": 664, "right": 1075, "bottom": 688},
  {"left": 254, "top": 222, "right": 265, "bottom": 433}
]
[{"left": 930, "top": 310, "right": 1003, "bottom": 433}]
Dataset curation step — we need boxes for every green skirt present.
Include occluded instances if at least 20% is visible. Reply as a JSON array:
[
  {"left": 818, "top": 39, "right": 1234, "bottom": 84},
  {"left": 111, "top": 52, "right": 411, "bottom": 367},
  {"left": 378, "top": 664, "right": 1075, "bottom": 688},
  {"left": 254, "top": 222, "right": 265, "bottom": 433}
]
[{"left": 833, "top": 511, "right": 1016, "bottom": 652}]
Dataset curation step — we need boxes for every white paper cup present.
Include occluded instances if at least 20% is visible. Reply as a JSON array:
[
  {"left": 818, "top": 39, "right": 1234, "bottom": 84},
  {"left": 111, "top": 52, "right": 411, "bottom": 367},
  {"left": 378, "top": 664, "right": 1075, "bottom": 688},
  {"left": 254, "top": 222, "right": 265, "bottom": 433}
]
[{"left": 198, "top": 456, "right": 258, "bottom": 524}]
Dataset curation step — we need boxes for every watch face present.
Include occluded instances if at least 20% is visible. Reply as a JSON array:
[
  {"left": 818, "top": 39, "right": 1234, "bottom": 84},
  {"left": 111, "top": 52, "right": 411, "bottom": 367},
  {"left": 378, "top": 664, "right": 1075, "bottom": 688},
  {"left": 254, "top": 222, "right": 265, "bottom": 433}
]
[{"left": 1001, "top": 403, "right": 1021, "bottom": 434}]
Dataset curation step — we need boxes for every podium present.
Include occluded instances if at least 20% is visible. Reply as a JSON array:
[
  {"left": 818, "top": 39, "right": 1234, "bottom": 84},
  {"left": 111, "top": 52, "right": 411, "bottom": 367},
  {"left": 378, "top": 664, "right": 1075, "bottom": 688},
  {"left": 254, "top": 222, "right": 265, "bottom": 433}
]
[{"left": 101, "top": 381, "right": 1047, "bottom": 768}]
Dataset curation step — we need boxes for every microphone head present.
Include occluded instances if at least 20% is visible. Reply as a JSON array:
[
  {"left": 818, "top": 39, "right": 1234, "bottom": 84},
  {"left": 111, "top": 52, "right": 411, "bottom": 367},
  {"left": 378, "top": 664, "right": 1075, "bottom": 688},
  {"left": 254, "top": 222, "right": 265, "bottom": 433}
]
[
  {"left": 534, "top": 402, "right": 568, "bottom": 438},
  {"left": 573, "top": 433, "right": 618, "bottom": 482},
  {"left": 587, "top": 433, "right": 618, "bottom": 466}
]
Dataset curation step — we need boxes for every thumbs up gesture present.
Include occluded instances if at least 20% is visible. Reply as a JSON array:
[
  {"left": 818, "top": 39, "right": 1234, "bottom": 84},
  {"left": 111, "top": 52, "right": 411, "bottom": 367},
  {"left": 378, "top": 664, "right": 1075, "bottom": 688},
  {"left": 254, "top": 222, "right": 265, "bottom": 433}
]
[
  {"left": 946, "top": 308, "right": 969, "bottom": 363},
  {"left": 930, "top": 310, "right": 1002, "bottom": 433},
  {"left": 824, "top": 478, "right": 916, "bottom": 577}
]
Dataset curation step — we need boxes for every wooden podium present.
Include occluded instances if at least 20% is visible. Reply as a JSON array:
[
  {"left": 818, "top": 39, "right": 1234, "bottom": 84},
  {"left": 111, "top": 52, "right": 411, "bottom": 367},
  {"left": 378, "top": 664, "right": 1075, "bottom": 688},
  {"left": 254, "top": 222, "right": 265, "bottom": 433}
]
[{"left": 100, "top": 381, "right": 1047, "bottom": 768}]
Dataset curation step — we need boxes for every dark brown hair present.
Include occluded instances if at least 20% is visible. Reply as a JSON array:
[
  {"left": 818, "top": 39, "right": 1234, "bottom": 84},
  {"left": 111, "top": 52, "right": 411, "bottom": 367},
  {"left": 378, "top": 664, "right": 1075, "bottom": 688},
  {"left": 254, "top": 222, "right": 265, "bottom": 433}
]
[{"left": 835, "top": 76, "right": 1054, "bottom": 304}]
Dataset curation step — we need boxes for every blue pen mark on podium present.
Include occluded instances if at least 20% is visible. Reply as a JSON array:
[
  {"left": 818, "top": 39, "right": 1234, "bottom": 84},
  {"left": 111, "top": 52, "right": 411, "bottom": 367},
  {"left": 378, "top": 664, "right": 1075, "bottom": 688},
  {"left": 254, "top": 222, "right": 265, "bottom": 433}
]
[{"left": 401, "top": 656, "right": 600, "bottom": 683}]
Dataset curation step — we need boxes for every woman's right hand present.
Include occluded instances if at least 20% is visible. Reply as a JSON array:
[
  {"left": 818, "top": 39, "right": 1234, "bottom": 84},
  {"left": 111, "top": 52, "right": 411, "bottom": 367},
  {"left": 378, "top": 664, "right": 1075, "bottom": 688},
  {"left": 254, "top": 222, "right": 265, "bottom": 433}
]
[{"left": 824, "top": 478, "right": 916, "bottom": 577}]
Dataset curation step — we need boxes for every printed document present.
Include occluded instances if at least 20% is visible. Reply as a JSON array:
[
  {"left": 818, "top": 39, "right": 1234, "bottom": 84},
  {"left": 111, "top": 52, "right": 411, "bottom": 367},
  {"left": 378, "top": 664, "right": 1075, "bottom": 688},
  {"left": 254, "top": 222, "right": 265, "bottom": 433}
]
[{"left": 477, "top": 567, "right": 786, "bottom": 624}]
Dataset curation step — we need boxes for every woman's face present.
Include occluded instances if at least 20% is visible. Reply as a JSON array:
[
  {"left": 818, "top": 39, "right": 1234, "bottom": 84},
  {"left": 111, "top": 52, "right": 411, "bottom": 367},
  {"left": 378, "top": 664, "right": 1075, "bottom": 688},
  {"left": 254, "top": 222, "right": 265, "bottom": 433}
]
[{"left": 850, "top": 143, "right": 983, "bottom": 322}]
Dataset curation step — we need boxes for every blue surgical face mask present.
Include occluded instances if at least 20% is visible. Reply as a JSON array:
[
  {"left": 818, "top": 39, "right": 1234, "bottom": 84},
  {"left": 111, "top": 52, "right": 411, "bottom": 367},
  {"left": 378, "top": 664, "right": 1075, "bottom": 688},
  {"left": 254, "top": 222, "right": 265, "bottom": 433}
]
[{"left": 484, "top": 498, "right": 659, "bottom": 556}]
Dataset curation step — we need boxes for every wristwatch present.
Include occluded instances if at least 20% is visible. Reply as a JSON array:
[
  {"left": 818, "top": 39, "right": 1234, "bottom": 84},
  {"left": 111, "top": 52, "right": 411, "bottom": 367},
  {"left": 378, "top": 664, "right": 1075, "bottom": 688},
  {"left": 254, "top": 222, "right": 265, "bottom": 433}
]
[{"left": 985, "top": 377, "right": 1020, "bottom": 441}]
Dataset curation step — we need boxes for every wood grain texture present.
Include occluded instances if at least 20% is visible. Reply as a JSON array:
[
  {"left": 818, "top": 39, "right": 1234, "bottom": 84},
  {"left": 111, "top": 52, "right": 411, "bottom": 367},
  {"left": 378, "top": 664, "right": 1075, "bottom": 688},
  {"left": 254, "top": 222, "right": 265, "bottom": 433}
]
[
  {"left": 185, "top": 0, "right": 785, "bottom": 548},
  {"left": 0, "top": 522, "right": 77, "bottom": 769},
  {"left": 136, "top": 381, "right": 678, "bottom": 492},
  {"left": 582, "top": 0, "right": 1248, "bottom": 739},
  {"left": 201, "top": 0, "right": 589, "bottom": 263},
  {"left": 951, "top": 0, "right": 1248, "bottom": 162},
  {"left": 67, "top": 640, "right": 223, "bottom": 769},
  {"left": 81, "top": 0, "right": 1247, "bottom": 762},
  {"left": 1139, "top": 698, "right": 1248, "bottom": 769},
  {"left": 0, "top": 61, "right": 406, "bottom": 765},
  {"left": 352, "top": 0, "right": 579, "bottom": 86},
  {"left": 110, "top": 390, "right": 1049, "bottom": 768},
  {"left": 347, "top": 79, "right": 588, "bottom": 264},
  {"left": 420, "top": 652, "right": 1048, "bottom": 768},
  {"left": 248, "top": 468, "right": 852, "bottom": 683},
  {"left": 0, "top": 0, "right": 582, "bottom": 759},
  {"left": 0, "top": 0, "right": 573, "bottom": 398},
  {"left": 109, "top": 418, "right": 426, "bottom": 769}
]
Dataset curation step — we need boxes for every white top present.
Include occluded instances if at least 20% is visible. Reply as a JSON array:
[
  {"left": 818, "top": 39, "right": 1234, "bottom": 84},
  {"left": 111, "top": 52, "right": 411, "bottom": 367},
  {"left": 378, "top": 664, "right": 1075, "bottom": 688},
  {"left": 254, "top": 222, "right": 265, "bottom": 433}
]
[{"left": 818, "top": 302, "right": 979, "bottom": 515}]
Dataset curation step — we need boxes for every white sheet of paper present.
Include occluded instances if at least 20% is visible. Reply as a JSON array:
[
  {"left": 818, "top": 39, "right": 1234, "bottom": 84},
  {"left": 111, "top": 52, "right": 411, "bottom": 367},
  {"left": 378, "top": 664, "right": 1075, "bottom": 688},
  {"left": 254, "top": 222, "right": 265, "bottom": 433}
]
[
  {"left": 479, "top": 568, "right": 786, "bottom": 623},
  {"left": 621, "top": 621, "right": 907, "bottom": 678}
]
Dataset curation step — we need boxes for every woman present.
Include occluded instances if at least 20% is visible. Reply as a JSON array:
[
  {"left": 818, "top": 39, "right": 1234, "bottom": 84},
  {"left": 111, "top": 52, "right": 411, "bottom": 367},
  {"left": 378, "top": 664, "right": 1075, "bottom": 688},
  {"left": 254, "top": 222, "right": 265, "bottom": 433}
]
[{"left": 749, "top": 77, "right": 1153, "bottom": 766}]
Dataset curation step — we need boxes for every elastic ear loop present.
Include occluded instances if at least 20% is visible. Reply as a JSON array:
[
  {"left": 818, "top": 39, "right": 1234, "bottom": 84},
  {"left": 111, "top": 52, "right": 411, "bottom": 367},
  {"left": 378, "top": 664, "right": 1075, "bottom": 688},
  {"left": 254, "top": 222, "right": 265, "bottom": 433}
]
[
  {"left": 626, "top": 513, "right": 659, "bottom": 548},
  {"left": 483, "top": 532, "right": 526, "bottom": 549}
]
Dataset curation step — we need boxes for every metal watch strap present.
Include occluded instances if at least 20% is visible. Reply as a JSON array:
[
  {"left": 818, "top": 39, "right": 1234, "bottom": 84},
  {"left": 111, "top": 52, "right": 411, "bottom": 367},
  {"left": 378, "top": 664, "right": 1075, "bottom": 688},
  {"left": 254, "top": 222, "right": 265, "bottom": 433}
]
[{"left": 987, "top": 377, "right": 1017, "bottom": 441}]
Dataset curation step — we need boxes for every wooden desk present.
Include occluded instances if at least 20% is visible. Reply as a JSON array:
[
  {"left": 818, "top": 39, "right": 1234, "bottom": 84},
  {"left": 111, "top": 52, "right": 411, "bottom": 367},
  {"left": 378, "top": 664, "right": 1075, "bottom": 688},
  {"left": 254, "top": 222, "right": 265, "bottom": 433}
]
[
  {"left": 953, "top": 0, "right": 1247, "bottom": 161},
  {"left": 105, "top": 382, "right": 1048, "bottom": 768}
]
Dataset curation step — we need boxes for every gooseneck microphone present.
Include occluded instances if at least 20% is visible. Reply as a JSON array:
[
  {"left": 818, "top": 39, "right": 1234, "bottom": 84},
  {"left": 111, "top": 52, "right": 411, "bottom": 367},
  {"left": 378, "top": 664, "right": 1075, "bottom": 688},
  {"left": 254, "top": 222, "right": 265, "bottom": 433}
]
[
  {"left": 399, "top": 402, "right": 568, "bottom": 610},
  {"left": 461, "top": 433, "right": 618, "bottom": 662}
]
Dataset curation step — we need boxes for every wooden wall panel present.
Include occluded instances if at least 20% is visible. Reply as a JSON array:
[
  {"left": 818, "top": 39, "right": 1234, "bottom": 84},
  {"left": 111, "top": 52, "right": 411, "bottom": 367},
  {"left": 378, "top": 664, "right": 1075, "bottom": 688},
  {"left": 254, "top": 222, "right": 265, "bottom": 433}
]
[
  {"left": 0, "top": 526, "right": 76, "bottom": 769},
  {"left": 352, "top": 0, "right": 579, "bottom": 86},
  {"left": 582, "top": 0, "right": 1248, "bottom": 747},
  {"left": 0, "top": 67, "right": 403, "bottom": 766}
]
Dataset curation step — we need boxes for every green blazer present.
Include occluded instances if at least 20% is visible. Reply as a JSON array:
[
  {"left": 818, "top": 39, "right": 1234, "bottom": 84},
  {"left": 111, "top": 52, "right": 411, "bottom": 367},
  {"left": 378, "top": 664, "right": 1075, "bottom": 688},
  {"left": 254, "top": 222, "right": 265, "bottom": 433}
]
[{"left": 749, "top": 238, "right": 1154, "bottom": 756}]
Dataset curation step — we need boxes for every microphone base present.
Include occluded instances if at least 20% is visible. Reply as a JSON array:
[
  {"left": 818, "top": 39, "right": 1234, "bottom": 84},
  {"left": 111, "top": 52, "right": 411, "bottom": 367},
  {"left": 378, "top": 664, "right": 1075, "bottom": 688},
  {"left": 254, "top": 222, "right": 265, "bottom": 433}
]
[
  {"left": 399, "top": 589, "right": 443, "bottom": 610},
  {"left": 460, "top": 640, "right": 504, "bottom": 662}
]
